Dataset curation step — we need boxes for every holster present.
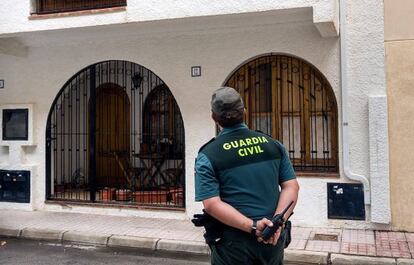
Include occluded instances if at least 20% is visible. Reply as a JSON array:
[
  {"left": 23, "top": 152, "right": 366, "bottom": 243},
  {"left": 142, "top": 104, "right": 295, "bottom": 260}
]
[
  {"left": 284, "top": 220, "right": 292, "bottom": 248},
  {"left": 191, "top": 210, "right": 224, "bottom": 245}
]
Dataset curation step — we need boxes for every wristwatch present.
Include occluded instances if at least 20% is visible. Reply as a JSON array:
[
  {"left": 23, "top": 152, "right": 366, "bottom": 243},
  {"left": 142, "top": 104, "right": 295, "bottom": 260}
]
[{"left": 250, "top": 220, "right": 257, "bottom": 237}]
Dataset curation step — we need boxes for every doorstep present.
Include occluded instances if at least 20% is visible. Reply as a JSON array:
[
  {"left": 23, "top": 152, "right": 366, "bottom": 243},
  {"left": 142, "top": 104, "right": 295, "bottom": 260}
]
[{"left": 44, "top": 199, "right": 186, "bottom": 212}]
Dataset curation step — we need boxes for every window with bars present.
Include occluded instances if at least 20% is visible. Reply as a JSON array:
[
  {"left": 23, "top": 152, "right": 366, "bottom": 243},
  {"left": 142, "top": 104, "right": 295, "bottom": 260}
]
[
  {"left": 142, "top": 85, "right": 185, "bottom": 159},
  {"left": 225, "top": 55, "right": 338, "bottom": 173},
  {"left": 34, "top": 0, "right": 126, "bottom": 14},
  {"left": 46, "top": 61, "right": 185, "bottom": 207}
]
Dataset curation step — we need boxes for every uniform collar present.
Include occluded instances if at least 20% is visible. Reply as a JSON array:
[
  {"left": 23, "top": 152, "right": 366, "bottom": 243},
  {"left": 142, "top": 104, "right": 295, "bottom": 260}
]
[{"left": 218, "top": 123, "right": 248, "bottom": 136}]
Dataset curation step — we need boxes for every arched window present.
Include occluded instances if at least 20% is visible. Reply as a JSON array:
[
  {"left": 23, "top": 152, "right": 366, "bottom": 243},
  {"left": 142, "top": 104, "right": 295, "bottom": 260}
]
[
  {"left": 225, "top": 55, "right": 338, "bottom": 173},
  {"left": 142, "top": 84, "right": 184, "bottom": 159}
]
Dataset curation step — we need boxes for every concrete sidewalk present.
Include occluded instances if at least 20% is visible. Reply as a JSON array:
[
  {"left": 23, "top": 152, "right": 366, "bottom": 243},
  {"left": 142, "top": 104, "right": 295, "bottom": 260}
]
[{"left": 0, "top": 209, "right": 413, "bottom": 265}]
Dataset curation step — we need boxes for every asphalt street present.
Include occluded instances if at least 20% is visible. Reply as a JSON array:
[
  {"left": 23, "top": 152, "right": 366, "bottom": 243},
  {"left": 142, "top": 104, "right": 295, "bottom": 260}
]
[{"left": 0, "top": 238, "right": 210, "bottom": 265}]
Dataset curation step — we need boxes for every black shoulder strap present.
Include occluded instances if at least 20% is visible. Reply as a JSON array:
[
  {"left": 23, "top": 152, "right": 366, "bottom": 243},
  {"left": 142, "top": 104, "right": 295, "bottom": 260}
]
[{"left": 198, "top": 137, "right": 216, "bottom": 153}]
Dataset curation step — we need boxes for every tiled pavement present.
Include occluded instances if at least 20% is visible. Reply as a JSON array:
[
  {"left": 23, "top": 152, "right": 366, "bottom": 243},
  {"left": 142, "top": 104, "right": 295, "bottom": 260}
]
[
  {"left": 407, "top": 233, "right": 414, "bottom": 259},
  {"left": 341, "top": 229, "right": 376, "bottom": 256},
  {"left": 305, "top": 228, "right": 341, "bottom": 253},
  {"left": 289, "top": 227, "right": 414, "bottom": 259},
  {"left": 375, "top": 231, "right": 411, "bottom": 258},
  {"left": 0, "top": 210, "right": 413, "bottom": 260},
  {"left": 0, "top": 210, "right": 205, "bottom": 242}
]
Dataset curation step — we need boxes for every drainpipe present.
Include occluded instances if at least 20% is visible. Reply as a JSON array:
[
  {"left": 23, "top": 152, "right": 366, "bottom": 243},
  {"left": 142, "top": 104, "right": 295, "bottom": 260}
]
[{"left": 339, "top": 0, "right": 370, "bottom": 204}]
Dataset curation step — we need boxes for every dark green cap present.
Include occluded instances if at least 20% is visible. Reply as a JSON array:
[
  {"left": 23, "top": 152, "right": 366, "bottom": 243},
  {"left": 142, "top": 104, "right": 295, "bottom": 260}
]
[{"left": 211, "top": 87, "right": 244, "bottom": 119}]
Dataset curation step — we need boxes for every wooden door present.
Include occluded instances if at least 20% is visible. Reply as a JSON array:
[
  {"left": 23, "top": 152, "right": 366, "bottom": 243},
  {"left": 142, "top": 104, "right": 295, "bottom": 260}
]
[{"left": 95, "top": 84, "right": 130, "bottom": 187}]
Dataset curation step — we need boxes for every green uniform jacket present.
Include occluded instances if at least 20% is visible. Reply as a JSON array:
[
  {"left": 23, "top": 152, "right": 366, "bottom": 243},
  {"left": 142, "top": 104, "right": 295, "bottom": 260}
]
[{"left": 195, "top": 123, "right": 296, "bottom": 220}]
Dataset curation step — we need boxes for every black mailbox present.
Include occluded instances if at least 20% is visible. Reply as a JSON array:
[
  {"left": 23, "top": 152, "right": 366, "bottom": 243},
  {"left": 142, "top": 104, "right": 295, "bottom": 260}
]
[
  {"left": 0, "top": 170, "right": 30, "bottom": 203},
  {"left": 327, "top": 182, "right": 365, "bottom": 220}
]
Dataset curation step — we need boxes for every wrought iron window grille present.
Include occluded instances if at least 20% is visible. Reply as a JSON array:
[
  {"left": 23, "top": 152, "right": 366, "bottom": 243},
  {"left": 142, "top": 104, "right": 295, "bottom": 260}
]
[
  {"left": 225, "top": 55, "right": 339, "bottom": 173},
  {"left": 46, "top": 60, "right": 185, "bottom": 208},
  {"left": 34, "top": 0, "right": 127, "bottom": 15}
]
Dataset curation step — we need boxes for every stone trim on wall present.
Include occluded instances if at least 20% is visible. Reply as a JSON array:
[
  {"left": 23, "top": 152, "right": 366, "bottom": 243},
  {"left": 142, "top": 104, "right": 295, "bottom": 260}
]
[{"left": 369, "top": 95, "right": 391, "bottom": 224}]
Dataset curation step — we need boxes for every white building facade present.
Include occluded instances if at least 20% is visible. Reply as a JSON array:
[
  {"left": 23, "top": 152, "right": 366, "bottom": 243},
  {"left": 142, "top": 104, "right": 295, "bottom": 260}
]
[{"left": 0, "top": 0, "right": 390, "bottom": 229}]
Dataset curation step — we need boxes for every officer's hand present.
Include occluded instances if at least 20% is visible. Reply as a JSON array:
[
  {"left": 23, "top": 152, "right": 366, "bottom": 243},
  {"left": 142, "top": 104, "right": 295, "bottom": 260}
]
[
  {"left": 267, "top": 227, "right": 281, "bottom": 246},
  {"left": 255, "top": 218, "right": 281, "bottom": 246}
]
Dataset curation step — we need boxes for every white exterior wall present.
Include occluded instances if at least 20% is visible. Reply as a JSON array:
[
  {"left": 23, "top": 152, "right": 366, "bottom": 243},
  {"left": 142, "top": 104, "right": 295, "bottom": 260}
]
[
  {"left": 0, "top": 1, "right": 388, "bottom": 229},
  {"left": 0, "top": 0, "right": 338, "bottom": 36},
  {"left": 345, "top": 0, "right": 388, "bottom": 226}
]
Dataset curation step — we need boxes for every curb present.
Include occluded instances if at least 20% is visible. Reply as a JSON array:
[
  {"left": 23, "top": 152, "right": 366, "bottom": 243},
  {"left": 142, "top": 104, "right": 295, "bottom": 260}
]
[
  {"left": 108, "top": 235, "right": 158, "bottom": 250},
  {"left": 0, "top": 227, "right": 209, "bottom": 255},
  {"left": 21, "top": 228, "right": 65, "bottom": 241},
  {"left": 156, "top": 239, "right": 209, "bottom": 255},
  {"left": 63, "top": 231, "right": 111, "bottom": 245},
  {"left": 0, "top": 227, "right": 21, "bottom": 238},
  {"left": 330, "top": 253, "right": 396, "bottom": 265},
  {"left": 1, "top": 229, "right": 414, "bottom": 264},
  {"left": 397, "top": 259, "right": 414, "bottom": 265},
  {"left": 284, "top": 249, "right": 328, "bottom": 264}
]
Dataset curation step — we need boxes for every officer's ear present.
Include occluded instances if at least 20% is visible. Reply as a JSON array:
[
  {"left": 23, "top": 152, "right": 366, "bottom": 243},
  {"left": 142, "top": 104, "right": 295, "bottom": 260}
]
[
  {"left": 211, "top": 112, "right": 218, "bottom": 123},
  {"left": 211, "top": 112, "right": 222, "bottom": 129}
]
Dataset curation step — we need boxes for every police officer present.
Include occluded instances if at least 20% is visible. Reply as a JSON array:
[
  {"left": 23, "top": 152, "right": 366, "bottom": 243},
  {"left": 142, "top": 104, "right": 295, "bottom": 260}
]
[{"left": 195, "top": 87, "right": 300, "bottom": 265}]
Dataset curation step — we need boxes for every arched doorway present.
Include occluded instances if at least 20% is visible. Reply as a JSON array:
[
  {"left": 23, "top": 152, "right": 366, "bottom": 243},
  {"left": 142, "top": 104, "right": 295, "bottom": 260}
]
[
  {"left": 224, "top": 54, "right": 338, "bottom": 173},
  {"left": 95, "top": 83, "right": 130, "bottom": 187},
  {"left": 46, "top": 60, "right": 185, "bottom": 208}
]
